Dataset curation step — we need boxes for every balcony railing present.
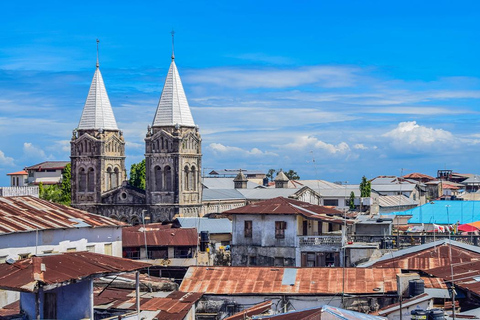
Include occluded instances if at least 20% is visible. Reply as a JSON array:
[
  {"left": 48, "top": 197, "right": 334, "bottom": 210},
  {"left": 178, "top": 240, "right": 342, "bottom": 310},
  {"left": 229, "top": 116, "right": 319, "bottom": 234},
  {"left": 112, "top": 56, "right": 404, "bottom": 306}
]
[{"left": 298, "top": 235, "right": 342, "bottom": 246}]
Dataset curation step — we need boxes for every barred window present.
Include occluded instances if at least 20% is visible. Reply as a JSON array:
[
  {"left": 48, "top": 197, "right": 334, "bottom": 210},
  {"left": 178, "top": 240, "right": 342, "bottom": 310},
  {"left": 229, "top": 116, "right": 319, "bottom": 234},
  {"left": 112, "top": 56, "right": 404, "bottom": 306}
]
[
  {"left": 244, "top": 220, "right": 252, "bottom": 238},
  {"left": 275, "top": 221, "right": 287, "bottom": 239}
]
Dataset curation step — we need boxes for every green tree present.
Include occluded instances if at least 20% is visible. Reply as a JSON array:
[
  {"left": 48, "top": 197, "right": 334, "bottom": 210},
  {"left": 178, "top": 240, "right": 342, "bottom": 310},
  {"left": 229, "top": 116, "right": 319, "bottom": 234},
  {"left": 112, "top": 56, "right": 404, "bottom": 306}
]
[
  {"left": 38, "top": 164, "right": 72, "bottom": 205},
  {"left": 266, "top": 168, "right": 276, "bottom": 182},
  {"left": 129, "top": 159, "right": 146, "bottom": 190},
  {"left": 360, "top": 176, "right": 371, "bottom": 197},
  {"left": 285, "top": 169, "right": 300, "bottom": 180},
  {"left": 349, "top": 191, "right": 355, "bottom": 210}
]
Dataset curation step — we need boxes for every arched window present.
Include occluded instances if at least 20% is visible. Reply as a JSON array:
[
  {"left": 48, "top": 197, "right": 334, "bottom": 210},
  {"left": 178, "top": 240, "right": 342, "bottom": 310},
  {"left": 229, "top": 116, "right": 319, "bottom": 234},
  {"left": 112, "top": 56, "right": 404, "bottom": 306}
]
[
  {"left": 155, "top": 166, "right": 163, "bottom": 191},
  {"left": 106, "top": 167, "right": 112, "bottom": 190},
  {"left": 190, "top": 166, "right": 196, "bottom": 191},
  {"left": 184, "top": 166, "right": 190, "bottom": 191},
  {"left": 87, "top": 168, "right": 95, "bottom": 192},
  {"left": 161, "top": 137, "right": 164, "bottom": 150},
  {"left": 112, "top": 167, "right": 119, "bottom": 188},
  {"left": 165, "top": 166, "right": 172, "bottom": 191},
  {"left": 79, "top": 168, "right": 86, "bottom": 192}
]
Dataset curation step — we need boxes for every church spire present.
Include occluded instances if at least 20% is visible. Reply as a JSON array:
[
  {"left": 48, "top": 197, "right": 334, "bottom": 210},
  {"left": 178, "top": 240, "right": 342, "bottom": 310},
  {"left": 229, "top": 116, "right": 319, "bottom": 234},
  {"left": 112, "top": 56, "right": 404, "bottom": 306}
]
[
  {"left": 77, "top": 40, "right": 118, "bottom": 131},
  {"left": 171, "top": 29, "right": 175, "bottom": 61},
  {"left": 152, "top": 34, "right": 195, "bottom": 127}
]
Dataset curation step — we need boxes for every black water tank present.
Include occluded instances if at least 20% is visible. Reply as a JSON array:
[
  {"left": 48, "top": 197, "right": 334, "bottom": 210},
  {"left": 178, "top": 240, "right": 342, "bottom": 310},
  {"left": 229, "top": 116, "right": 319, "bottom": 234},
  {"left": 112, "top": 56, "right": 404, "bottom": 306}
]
[
  {"left": 428, "top": 309, "right": 445, "bottom": 320},
  {"left": 411, "top": 309, "right": 428, "bottom": 320},
  {"left": 409, "top": 279, "right": 425, "bottom": 297},
  {"left": 200, "top": 231, "right": 210, "bottom": 241}
]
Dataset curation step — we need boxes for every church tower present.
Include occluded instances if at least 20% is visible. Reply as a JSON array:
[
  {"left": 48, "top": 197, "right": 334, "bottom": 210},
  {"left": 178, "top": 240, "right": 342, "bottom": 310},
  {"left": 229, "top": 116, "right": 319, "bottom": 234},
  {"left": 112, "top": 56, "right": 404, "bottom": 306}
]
[
  {"left": 71, "top": 42, "right": 126, "bottom": 211},
  {"left": 144, "top": 45, "right": 202, "bottom": 218}
]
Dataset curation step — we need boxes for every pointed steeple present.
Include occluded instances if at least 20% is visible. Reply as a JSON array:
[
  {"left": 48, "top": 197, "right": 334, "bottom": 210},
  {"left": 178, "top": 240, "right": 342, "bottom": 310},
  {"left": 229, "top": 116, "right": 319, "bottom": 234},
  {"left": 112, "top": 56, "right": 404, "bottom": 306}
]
[
  {"left": 152, "top": 59, "right": 195, "bottom": 127},
  {"left": 77, "top": 42, "right": 118, "bottom": 131}
]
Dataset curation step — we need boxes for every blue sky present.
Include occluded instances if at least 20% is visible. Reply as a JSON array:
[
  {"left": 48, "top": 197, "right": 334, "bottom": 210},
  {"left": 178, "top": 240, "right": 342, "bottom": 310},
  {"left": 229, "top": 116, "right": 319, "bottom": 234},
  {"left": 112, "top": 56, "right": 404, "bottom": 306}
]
[{"left": 1, "top": 0, "right": 480, "bottom": 185}]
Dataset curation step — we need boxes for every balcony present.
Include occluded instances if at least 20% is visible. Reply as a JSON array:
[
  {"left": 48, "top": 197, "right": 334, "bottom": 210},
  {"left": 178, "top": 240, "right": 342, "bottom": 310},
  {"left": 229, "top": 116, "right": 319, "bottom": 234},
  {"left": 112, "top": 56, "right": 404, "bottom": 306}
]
[{"left": 297, "top": 235, "right": 342, "bottom": 247}]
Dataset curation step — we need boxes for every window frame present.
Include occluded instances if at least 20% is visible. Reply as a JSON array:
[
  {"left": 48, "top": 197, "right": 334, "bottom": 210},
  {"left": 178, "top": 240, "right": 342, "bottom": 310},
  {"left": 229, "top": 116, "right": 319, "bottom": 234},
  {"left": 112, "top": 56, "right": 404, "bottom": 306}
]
[
  {"left": 244, "top": 220, "right": 253, "bottom": 238},
  {"left": 275, "top": 221, "right": 287, "bottom": 239}
]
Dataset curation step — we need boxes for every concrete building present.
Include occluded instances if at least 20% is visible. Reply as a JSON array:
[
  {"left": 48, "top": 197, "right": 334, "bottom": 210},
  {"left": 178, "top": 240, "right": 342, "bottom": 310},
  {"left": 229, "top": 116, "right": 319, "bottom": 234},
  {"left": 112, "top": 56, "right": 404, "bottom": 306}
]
[
  {"left": 6, "top": 170, "right": 28, "bottom": 187},
  {"left": 24, "top": 161, "right": 69, "bottom": 186},
  {"left": 225, "top": 197, "right": 353, "bottom": 267}
]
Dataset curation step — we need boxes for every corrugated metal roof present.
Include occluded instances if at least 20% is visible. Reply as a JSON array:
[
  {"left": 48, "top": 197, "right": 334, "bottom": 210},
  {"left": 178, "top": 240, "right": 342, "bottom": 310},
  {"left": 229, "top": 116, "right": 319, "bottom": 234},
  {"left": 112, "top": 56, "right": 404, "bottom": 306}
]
[
  {"left": 0, "top": 252, "right": 150, "bottom": 292},
  {"left": 122, "top": 224, "right": 198, "bottom": 247},
  {"left": 177, "top": 217, "right": 232, "bottom": 234},
  {"left": 237, "top": 188, "right": 305, "bottom": 200},
  {"left": 224, "top": 300, "right": 272, "bottom": 320},
  {"left": 224, "top": 197, "right": 351, "bottom": 224},
  {"left": 202, "top": 177, "right": 260, "bottom": 189},
  {"left": 359, "top": 239, "right": 480, "bottom": 269},
  {"left": 427, "top": 260, "right": 480, "bottom": 297},
  {"left": 202, "top": 188, "right": 246, "bottom": 201},
  {"left": 0, "top": 196, "right": 125, "bottom": 234},
  {"left": 78, "top": 67, "right": 118, "bottom": 130},
  {"left": 152, "top": 60, "right": 195, "bottom": 127},
  {"left": 378, "top": 195, "right": 417, "bottom": 208},
  {"left": 387, "top": 200, "right": 480, "bottom": 224},
  {"left": 24, "top": 161, "right": 69, "bottom": 170},
  {"left": 179, "top": 267, "right": 400, "bottom": 295},
  {"left": 141, "top": 291, "right": 203, "bottom": 320},
  {"left": 403, "top": 173, "right": 435, "bottom": 181},
  {"left": 463, "top": 175, "right": 480, "bottom": 185}
]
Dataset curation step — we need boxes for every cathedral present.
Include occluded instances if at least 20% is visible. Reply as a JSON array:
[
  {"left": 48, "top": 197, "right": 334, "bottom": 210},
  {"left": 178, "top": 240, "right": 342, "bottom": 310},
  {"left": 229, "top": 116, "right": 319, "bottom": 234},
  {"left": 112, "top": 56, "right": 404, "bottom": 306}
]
[{"left": 70, "top": 49, "right": 203, "bottom": 224}]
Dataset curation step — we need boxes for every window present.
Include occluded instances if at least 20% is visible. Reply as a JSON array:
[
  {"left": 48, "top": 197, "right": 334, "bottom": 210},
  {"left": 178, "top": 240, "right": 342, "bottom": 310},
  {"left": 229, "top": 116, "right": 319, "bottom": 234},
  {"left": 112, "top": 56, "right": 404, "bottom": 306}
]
[
  {"left": 274, "top": 257, "right": 285, "bottom": 267},
  {"left": 0, "top": 256, "right": 7, "bottom": 264},
  {"left": 147, "top": 247, "right": 168, "bottom": 259},
  {"left": 275, "top": 221, "right": 287, "bottom": 239},
  {"left": 67, "top": 247, "right": 76, "bottom": 252},
  {"left": 244, "top": 220, "right": 252, "bottom": 238},
  {"left": 86, "top": 245, "right": 95, "bottom": 253},
  {"left": 324, "top": 199, "right": 339, "bottom": 206},
  {"left": 123, "top": 248, "right": 140, "bottom": 259},
  {"left": 43, "top": 250, "right": 53, "bottom": 254},
  {"left": 249, "top": 256, "right": 257, "bottom": 266},
  {"left": 18, "top": 253, "right": 30, "bottom": 260},
  {"left": 174, "top": 247, "right": 193, "bottom": 258},
  {"left": 104, "top": 243, "right": 112, "bottom": 256}
]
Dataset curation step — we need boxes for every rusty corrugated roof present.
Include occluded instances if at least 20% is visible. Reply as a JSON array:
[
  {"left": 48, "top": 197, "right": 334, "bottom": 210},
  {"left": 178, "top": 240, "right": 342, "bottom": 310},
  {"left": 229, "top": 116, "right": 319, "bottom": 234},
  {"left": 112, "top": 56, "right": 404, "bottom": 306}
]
[
  {"left": 179, "top": 267, "right": 400, "bottom": 295},
  {"left": 141, "top": 291, "right": 203, "bottom": 320},
  {"left": 122, "top": 224, "right": 198, "bottom": 247},
  {"left": 0, "top": 251, "right": 150, "bottom": 292},
  {"left": 402, "top": 173, "right": 435, "bottom": 181},
  {"left": 224, "top": 300, "right": 272, "bottom": 320},
  {"left": 367, "top": 242, "right": 480, "bottom": 270},
  {"left": 427, "top": 260, "right": 480, "bottom": 297},
  {"left": 224, "top": 197, "right": 352, "bottom": 225},
  {"left": 0, "top": 196, "right": 125, "bottom": 234}
]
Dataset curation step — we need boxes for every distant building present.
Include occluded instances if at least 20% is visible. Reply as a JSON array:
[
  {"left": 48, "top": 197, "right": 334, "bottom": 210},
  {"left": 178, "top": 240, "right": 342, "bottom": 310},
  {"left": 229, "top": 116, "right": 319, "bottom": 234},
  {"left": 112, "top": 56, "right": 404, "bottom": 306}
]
[
  {"left": 24, "top": 161, "right": 69, "bottom": 186},
  {"left": 6, "top": 171, "right": 27, "bottom": 187}
]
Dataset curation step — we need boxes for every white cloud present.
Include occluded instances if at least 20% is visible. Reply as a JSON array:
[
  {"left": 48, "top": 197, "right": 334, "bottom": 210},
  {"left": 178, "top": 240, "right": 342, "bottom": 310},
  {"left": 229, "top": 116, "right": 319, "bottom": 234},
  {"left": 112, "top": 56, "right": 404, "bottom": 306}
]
[
  {"left": 0, "top": 150, "right": 14, "bottom": 166},
  {"left": 383, "top": 121, "right": 453, "bottom": 149},
  {"left": 353, "top": 144, "right": 368, "bottom": 150},
  {"left": 208, "top": 143, "right": 278, "bottom": 157},
  {"left": 284, "top": 136, "right": 351, "bottom": 154},
  {"left": 23, "top": 142, "right": 48, "bottom": 159}
]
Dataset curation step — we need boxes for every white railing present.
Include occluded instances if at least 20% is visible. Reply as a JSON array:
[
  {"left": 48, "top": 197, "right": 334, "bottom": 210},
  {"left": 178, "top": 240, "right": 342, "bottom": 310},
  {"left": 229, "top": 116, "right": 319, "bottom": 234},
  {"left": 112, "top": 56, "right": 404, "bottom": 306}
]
[{"left": 298, "top": 235, "right": 342, "bottom": 246}]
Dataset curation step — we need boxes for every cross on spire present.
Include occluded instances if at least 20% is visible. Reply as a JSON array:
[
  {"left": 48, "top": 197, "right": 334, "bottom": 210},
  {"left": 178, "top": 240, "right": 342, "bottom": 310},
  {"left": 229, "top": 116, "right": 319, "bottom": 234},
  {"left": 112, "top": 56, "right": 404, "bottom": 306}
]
[
  {"left": 171, "top": 29, "right": 175, "bottom": 60},
  {"left": 96, "top": 39, "right": 100, "bottom": 68}
]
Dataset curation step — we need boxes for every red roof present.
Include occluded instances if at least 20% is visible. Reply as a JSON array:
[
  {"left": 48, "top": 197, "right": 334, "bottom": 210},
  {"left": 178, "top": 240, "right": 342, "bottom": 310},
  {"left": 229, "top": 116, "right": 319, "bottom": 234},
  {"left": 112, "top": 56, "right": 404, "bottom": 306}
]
[
  {"left": 180, "top": 267, "right": 400, "bottom": 295},
  {"left": 0, "top": 196, "right": 125, "bottom": 234},
  {"left": 403, "top": 173, "right": 435, "bottom": 181},
  {"left": 141, "top": 291, "right": 203, "bottom": 320},
  {"left": 427, "top": 260, "right": 480, "bottom": 297},
  {"left": 6, "top": 170, "right": 27, "bottom": 176},
  {"left": 122, "top": 224, "right": 198, "bottom": 247},
  {"left": 369, "top": 243, "right": 480, "bottom": 270},
  {"left": 224, "top": 197, "right": 351, "bottom": 225},
  {"left": 0, "top": 252, "right": 151, "bottom": 292},
  {"left": 225, "top": 301, "right": 273, "bottom": 320}
]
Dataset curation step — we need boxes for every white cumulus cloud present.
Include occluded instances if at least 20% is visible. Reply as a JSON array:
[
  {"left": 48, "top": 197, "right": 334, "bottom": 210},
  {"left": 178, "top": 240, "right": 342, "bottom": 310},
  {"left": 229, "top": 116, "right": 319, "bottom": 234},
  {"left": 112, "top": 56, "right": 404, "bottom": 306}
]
[
  {"left": 208, "top": 143, "right": 278, "bottom": 157},
  {"left": 0, "top": 150, "right": 14, "bottom": 166},
  {"left": 23, "top": 142, "right": 48, "bottom": 159},
  {"left": 383, "top": 121, "right": 453, "bottom": 149},
  {"left": 284, "top": 136, "right": 351, "bottom": 154}
]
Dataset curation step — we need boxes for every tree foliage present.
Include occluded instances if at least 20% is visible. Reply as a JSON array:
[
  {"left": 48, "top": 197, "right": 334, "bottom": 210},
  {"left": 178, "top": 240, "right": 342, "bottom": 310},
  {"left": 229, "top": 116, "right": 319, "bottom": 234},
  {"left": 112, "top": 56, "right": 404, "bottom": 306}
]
[
  {"left": 129, "top": 159, "right": 146, "bottom": 190},
  {"left": 39, "top": 163, "right": 71, "bottom": 205},
  {"left": 349, "top": 191, "right": 356, "bottom": 210},
  {"left": 266, "top": 169, "right": 276, "bottom": 182},
  {"left": 267, "top": 168, "right": 300, "bottom": 181},
  {"left": 359, "top": 175, "right": 371, "bottom": 197},
  {"left": 284, "top": 169, "right": 300, "bottom": 180}
]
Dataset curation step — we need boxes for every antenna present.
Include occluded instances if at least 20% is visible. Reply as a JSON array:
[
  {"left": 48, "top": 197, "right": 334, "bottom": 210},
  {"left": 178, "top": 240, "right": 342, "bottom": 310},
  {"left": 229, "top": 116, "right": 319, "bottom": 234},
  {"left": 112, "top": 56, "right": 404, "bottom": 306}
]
[
  {"left": 96, "top": 39, "right": 100, "bottom": 68},
  {"left": 171, "top": 29, "right": 175, "bottom": 60}
]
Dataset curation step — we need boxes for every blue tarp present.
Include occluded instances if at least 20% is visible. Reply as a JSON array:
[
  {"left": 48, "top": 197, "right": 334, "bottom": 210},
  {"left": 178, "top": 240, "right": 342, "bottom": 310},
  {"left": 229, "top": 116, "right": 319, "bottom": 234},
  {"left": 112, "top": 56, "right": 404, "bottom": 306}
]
[{"left": 387, "top": 200, "right": 480, "bottom": 225}]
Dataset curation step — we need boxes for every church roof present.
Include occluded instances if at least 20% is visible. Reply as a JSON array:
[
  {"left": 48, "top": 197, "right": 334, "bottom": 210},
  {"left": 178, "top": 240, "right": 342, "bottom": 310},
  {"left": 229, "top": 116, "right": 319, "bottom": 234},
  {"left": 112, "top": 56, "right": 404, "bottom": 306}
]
[
  {"left": 152, "top": 60, "right": 195, "bottom": 127},
  {"left": 78, "top": 67, "right": 118, "bottom": 131}
]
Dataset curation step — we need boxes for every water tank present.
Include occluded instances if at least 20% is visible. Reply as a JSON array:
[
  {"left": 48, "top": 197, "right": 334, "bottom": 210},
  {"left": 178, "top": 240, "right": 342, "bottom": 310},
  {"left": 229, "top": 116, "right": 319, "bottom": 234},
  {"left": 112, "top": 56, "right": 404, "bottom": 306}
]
[
  {"left": 428, "top": 309, "right": 445, "bottom": 320},
  {"left": 200, "top": 231, "right": 210, "bottom": 241},
  {"left": 409, "top": 279, "right": 425, "bottom": 297},
  {"left": 411, "top": 309, "right": 428, "bottom": 320}
]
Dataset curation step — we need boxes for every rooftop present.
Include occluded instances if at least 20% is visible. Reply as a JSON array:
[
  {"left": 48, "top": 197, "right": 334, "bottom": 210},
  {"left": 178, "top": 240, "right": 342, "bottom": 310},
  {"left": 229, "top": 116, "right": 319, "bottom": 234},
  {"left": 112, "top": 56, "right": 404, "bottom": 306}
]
[
  {"left": 180, "top": 266, "right": 400, "bottom": 295},
  {"left": 6, "top": 170, "right": 27, "bottom": 176},
  {"left": 202, "top": 177, "right": 261, "bottom": 189},
  {"left": 426, "top": 260, "right": 480, "bottom": 297},
  {"left": 122, "top": 223, "right": 198, "bottom": 247},
  {"left": 224, "top": 300, "right": 272, "bottom": 320},
  {"left": 0, "top": 251, "right": 150, "bottom": 292},
  {"left": 176, "top": 217, "right": 232, "bottom": 234},
  {"left": 0, "top": 196, "right": 125, "bottom": 235},
  {"left": 24, "top": 161, "right": 69, "bottom": 171},
  {"left": 224, "top": 196, "right": 350, "bottom": 224}
]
